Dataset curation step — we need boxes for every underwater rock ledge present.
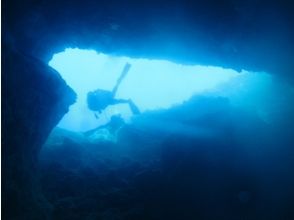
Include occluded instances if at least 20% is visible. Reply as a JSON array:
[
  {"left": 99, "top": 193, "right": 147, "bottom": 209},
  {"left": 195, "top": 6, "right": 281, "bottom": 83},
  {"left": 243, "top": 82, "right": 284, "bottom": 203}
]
[{"left": 2, "top": 44, "right": 76, "bottom": 220}]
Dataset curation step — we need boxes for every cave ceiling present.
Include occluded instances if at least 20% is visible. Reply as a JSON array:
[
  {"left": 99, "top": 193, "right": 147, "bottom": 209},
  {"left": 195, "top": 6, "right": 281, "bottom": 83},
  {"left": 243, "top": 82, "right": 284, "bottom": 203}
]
[{"left": 3, "top": 0, "right": 294, "bottom": 81}]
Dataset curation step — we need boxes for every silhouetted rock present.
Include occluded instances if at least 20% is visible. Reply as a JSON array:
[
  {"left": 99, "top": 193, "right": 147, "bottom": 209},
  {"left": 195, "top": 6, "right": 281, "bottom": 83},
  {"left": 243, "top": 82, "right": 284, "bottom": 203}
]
[{"left": 2, "top": 45, "right": 76, "bottom": 219}]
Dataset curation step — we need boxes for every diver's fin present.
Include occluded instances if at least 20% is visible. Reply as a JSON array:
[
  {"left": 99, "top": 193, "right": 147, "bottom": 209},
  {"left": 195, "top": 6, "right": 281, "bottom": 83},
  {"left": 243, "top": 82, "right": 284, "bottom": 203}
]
[
  {"left": 112, "top": 63, "right": 131, "bottom": 96},
  {"left": 128, "top": 99, "right": 140, "bottom": 115}
]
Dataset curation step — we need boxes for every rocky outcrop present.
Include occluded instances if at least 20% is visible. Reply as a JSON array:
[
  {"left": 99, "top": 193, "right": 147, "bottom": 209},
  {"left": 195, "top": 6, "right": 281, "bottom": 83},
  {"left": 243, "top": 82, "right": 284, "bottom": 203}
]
[
  {"left": 2, "top": 1, "right": 294, "bottom": 219},
  {"left": 3, "top": 0, "right": 294, "bottom": 81},
  {"left": 37, "top": 96, "right": 294, "bottom": 219},
  {"left": 2, "top": 44, "right": 76, "bottom": 219}
]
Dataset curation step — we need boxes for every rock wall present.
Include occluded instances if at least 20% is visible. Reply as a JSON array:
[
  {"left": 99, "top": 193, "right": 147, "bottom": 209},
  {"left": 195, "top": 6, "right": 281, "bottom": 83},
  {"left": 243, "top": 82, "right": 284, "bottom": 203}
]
[
  {"left": 2, "top": 44, "right": 76, "bottom": 219},
  {"left": 3, "top": 0, "right": 294, "bottom": 81},
  {"left": 2, "top": 1, "right": 294, "bottom": 219}
]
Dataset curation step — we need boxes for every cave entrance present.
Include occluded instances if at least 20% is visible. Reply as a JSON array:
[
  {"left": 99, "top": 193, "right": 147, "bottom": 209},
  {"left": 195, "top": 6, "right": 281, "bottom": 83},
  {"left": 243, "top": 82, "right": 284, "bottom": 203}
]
[
  {"left": 48, "top": 48, "right": 240, "bottom": 132},
  {"left": 38, "top": 49, "right": 284, "bottom": 214}
]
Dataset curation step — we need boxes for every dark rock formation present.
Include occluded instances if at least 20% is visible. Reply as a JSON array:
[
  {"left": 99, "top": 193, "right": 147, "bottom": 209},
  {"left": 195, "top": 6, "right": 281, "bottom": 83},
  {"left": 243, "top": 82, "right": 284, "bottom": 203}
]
[
  {"left": 2, "top": 44, "right": 76, "bottom": 219},
  {"left": 36, "top": 96, "right": 294, "bottom": 219},
  {"left": 2, "top": 1, "right": 294, "bottom": 219},
  {"left": 3, "top": 0, "right": 294, "bottom": 81}
]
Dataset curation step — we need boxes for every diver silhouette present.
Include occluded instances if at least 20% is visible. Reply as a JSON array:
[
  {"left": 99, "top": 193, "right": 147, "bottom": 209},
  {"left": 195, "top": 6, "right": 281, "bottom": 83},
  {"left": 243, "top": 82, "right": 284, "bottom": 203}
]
[{"left": 87, "top": 63, "right": 140, "bottom": 118}]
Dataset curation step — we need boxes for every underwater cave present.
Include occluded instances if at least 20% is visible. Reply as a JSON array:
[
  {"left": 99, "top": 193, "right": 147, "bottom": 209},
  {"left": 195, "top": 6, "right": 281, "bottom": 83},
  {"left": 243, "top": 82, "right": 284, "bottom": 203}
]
[
  {"left": 48, "top": 48, "right": 241, "bottom": 131},
  {"left": 2, "top": 1, "right": 294, "bottom": 220}
]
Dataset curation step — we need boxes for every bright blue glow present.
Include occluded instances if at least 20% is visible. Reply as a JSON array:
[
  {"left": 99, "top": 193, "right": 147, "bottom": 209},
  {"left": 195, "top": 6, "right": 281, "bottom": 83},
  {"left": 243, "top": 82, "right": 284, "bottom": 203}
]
[{"left": 49, "top": 48, "right": 239, "bottom": 132}]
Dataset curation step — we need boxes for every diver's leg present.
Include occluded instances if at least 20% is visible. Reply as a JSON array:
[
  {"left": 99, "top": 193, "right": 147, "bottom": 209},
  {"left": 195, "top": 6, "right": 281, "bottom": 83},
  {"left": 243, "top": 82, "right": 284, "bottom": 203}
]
[
  {"left": 112, "top": 99, "right": 140, "bottom": 115},
  {"left": 112, "top": 99, "right": 129, "bottom": 104},
  {"left": 127, "top": 99, "right": 140, "bottom": 114}
]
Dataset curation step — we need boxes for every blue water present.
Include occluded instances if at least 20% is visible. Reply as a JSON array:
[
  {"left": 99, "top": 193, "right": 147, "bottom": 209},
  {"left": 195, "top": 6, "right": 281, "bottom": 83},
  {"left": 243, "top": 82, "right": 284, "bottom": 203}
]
[
  {"left": 39, "top": 48, "right": 294, "bottom": 219},
  {"left": 49, "top": 48, "right": 240, "bottom": 131}
]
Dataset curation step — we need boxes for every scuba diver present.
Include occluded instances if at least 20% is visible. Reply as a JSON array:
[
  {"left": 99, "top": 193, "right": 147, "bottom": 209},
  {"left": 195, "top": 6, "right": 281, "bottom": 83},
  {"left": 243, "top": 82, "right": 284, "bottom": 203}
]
[
  {"left": 87, "top": 63, "right": 140, "bottom": 118},
  {"left": 83, "top": 114, "right": 125, "bottom": 141}
]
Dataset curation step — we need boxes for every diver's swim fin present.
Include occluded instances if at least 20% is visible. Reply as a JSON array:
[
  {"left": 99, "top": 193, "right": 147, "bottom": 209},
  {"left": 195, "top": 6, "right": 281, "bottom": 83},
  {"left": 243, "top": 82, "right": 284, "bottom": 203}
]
[
  {"left": 112, "top": 63, "right": 132, "bottom": 96},
  {"left": 128, "top": 99, "right": 140, "bottom": 115}
]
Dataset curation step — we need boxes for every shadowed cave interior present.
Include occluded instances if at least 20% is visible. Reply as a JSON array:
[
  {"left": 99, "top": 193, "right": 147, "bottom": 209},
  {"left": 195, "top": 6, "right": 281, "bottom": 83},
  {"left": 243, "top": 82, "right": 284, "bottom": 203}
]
[{"left": 2, "top": 1, "right": 294, "bottom": 220}]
